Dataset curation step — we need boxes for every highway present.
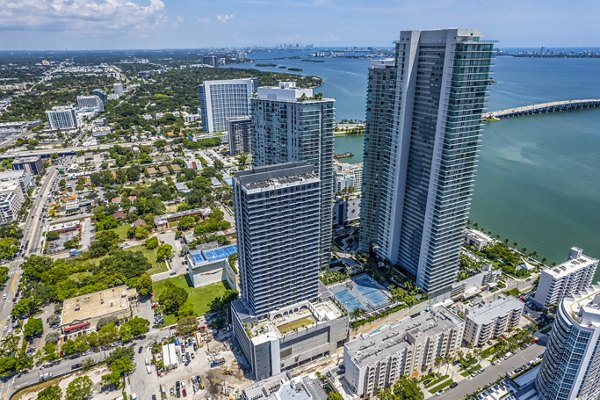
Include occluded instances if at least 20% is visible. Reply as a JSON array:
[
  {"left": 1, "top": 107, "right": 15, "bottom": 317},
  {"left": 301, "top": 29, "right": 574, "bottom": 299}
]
[
  {"left": 25, "top": 167, "right": 59, "bottom": 255},
  {"left": 0, "top": 164, "right": 60, "bottom": 398},
  {"left": 0, "top": 140, "right": 160, "bottom": 160}
]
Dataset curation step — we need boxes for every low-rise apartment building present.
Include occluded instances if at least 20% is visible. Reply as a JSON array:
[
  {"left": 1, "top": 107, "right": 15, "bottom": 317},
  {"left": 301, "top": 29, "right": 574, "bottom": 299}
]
[
  {"left": 343, "top": 307, "right": 464, "bottom": 398},
  {"left": 532, "top": 247, "right": 598, "bottom": 309},
  {"left": 462, "top": 296, "right": 523, "bottom": 347}
]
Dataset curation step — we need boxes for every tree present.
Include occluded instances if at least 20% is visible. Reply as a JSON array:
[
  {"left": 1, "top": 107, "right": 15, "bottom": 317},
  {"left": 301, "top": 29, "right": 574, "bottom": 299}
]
[
  {"left": 177, "top": 316, "right": 199, "bottom": 335},
  {"left": 156, "top": 244, "right": 173, "bottom": 262},
  {"left": 41, "top": 342, "right": 59, "bottom": 362},
  {"left": 98, "top": 323, "right": 119, "bottom": 346},
  {"left": 66, "top": 375, "right": 93, "bottom": 400},
  {"left": 144, "top": 236, "right": 159, "bottom": 250},
  {"left": 89, "top": 230, "right": 121, "bottom": 258},
  {"left": 159, "top": 281, "right": 188, "bottom": 314},
  {"left": 123, "top": 316, "right": 149, "bottom": 336},
  {"left": 133, "top": 273, "right": 153, "bottom": 297},
  {"left": 378, "top": 376, "right": 423, "bottom": 400},
  {"left": 61, "top": 339, "right": 79, "bottom": 356},
  {"left": 24, "top": 318, "right": 44, "bottom": 339},
  {"left": 11, "top": 297, "right": 39, "bottom": 319},
  {"left": 350, "top": 307, "right": 365, "bottom": 319},
  {"left": 37, "top": 385, "right": 62, "bottom": 400},
  {"left": 119, "top": 324, "right": 134, "bottom": 342},
  {"left": 46, "top": 231, "right": 60, "bottom": 241},
  {"left": 0, "top": 266, "right": 9, "bottom": 285},
  {"left": 102, "top": 346, "right": 135, "bottom": 389},
  {"left": 0, "top": 356, "right": 17, "bottom": 377},
  {"left": 327, "top": 392, "right": 343, "bottom": 400},
  {"left": 178, "top": 216, "right": 196, "bottom": 231}
]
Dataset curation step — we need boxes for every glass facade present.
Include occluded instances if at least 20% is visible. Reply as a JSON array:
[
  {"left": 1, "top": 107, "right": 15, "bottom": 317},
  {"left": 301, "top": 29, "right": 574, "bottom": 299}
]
[
  {"left": 359, "top": 30, "right": 494, "bottom": 295},
  {"left": 251, "top": 96, "right": 335, "bottom": 269},
  {"left": 198, "top": 79, "right": 253, "bottom": 133}
]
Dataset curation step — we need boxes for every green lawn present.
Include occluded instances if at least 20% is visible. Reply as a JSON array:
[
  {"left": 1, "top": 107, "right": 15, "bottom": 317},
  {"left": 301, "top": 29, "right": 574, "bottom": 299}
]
[
  {"left": 152, "top": 276, "right": 228, "bottom": 325},
  {"left": 428, "top": 379, "right": 454, "bottom": 394},
  {"left": 110, "top": 224, "right": 130, "bottom": 240},
  {"left": 125, "top": 244, "right": 167, "bottom": 275}
]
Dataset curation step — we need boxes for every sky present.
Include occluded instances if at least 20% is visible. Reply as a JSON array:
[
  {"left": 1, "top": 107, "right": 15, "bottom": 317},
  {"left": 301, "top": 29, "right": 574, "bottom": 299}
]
[{"left": 0, "top": 0, "right": 598, "bottom": 50}]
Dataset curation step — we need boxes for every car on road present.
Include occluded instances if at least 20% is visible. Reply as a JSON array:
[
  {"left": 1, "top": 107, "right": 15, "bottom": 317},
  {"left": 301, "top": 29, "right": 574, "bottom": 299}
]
[
  {"left": 138, "top": 346, "right": 143, "bottom": 354},
  {"left": 450, "top": 382, "right": 458, "bottom": 389},
  {"left": 71, "top": 363, "right": 81, "bottom": 370},
  {"left": 182, "top": 388, "right": 187, "bottom": 397},
  {"left": 39, "top": 372, "right": 53, "bottom": 381},
  {"left": 152, "top": 395, "right": 157, "bottom": 400}
]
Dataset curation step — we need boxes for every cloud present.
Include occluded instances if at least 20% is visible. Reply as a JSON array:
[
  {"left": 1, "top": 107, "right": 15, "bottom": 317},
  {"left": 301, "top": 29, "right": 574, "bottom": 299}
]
[
  {"left": 0, "top": 0, "right": 168, "bottom": 32},
  {"left": 216, "top": 14, "right": 234, "bottom": 23}
]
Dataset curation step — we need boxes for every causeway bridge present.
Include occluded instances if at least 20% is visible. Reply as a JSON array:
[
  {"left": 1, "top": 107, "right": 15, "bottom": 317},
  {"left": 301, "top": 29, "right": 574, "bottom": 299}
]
[{"left": 484, "top": 98, "right": 600, "bottom": 119}]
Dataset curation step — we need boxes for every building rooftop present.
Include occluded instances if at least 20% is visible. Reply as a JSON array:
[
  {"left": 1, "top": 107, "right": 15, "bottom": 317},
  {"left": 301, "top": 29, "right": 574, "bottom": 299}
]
[
  {"left": 243, "top": 373, "right": 327, "bottom": 400},
  {"left": 255, "top": 82, "right": 333, "bottom": 103},
  {"left": 235, "top": 163, "right": 319, "bottom": 193},
  {"left": 61, "top": 285, "right": 137, "bottom": 326},
  {"left": 345, "top": 307, "right": 463, "bottom": 368},
  {"left": 189, "top": 244, "right": 237, "bottom": 267},
  {"left": 233, "top": 297, "right": 343, "bottom": 342},
  {"left": 464, "top": 295, "right": 523, "bottom": 325},
  {"left": 565, "top": 285, "right": 600, "bottom": 327},
  {"left": 543, "top": 247, "right": 598, "bottom": 279},
  {"left": 12, "top": 156, "right": 41, "bottom": 163}
]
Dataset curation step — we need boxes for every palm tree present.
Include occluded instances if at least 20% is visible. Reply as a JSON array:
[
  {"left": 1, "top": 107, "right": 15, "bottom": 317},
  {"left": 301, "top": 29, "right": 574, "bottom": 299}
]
[{"left": 351, "top": 308, "right": 365, "bottom": 320}]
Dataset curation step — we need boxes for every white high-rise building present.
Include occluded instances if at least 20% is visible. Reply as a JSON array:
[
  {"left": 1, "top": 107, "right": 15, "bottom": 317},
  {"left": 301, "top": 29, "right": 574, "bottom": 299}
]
[
  {"left": 536, "top": 286, "right": 600, "bottom": 400},
  {"left": 333, "top": 161, "right": 363, "bottom": 193},
  {"left": 77, "top": 95, "right": 104, "bottom": 112},
  {"left": 113, "top": 83, "right": 124, "bottom": 96},
  {"left": 344, "top": 307, "right": 464, "bottom": 398},
  {"left": 359, "top": 29, "right": 494, "bottom": 295},
  {"left": 198, "top": 78, "right": 254, "bottom": 133},
  {"left": 0, "top": 182, "right": 24, "bottom": 224},
  {"left": 251, "top": 82, "right": 335, "bottom": 268},
  {"left": 532, "top": 247, "right": 598, "bottom": 309},
  {"left": 45, "top": 106, "right": 79, "bottom": 130}
]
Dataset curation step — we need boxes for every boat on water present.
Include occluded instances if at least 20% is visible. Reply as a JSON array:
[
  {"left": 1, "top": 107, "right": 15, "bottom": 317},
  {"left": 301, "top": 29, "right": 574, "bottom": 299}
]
[{"left": 334, "top": 152, "right": 353, "bottom": 159}]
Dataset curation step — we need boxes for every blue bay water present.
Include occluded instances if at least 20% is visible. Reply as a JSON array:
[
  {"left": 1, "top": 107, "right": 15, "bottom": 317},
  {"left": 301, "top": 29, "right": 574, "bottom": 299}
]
[{"left": 228, "top": 52, "right": 600, "bottom": 268}]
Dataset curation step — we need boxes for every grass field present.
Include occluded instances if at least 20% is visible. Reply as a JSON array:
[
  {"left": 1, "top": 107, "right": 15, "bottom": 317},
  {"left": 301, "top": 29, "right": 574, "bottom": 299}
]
[
  {"left": 125, "top": 244, "right": 167, "bottom": 275},
  {"left": 277, "top": 316, "right": 315, "bottom": 334},
  {"left": 152, "top": 276, "right": 228, "bottom": 325},
  {"left": 110, "top": 224, "right": 130, "bottom": 240}
]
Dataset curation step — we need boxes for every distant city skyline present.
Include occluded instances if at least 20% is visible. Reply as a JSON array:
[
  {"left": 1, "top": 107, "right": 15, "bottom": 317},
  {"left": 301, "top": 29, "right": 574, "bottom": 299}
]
[{"left": 0, "top": 0, "right": 598, "bottom": 50}]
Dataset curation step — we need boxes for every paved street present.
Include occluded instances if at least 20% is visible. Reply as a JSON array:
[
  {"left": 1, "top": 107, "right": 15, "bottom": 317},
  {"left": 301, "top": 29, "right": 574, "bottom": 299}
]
[
  {"left": 445, "top": 343, "right": 546, "bottom": 400},
  {"left": 24, "top": 166, "right": 59, "bottom": 255},
  {"left": 4, "top": 328, "right": 169, "bottom": 398},
  {"left": 151, "top": 231, "right": 185, "bottom": 282}
]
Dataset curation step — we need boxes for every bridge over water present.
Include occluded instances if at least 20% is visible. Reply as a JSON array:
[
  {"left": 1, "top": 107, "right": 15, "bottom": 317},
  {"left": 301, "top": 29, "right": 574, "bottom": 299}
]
[{"left": 484, "top": 99, "right": 600, "bottom": 119}]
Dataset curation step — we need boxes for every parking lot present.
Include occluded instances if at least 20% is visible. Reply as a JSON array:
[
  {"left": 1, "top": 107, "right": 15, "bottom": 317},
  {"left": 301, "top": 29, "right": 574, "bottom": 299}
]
[{"left": 129, "top": 324, "right": 252, "bottom": 400}]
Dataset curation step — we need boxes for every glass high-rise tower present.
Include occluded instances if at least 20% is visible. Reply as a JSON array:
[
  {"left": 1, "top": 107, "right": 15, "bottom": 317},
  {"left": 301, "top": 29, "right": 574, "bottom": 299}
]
[
  {"left": 536, "top": 286, "right": 600, "bottom": 400},
  {"left": 233, "top": 163, "right": 321, "bottom": 315},
  {"left": 359, "top": 29, "right": 494, "bottom": 295},
  {"left": 251, "top": 82, "right": 335, "bottom": 268}
]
